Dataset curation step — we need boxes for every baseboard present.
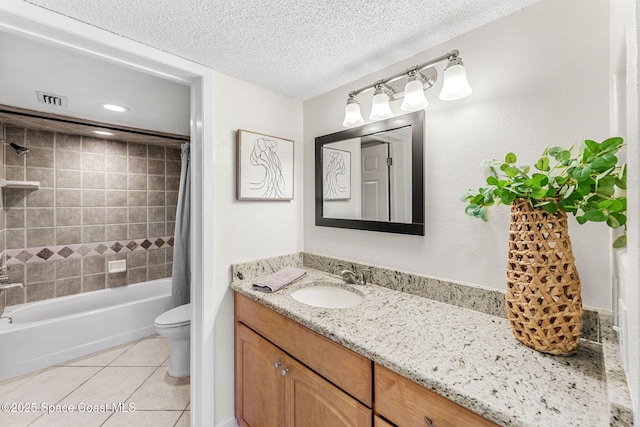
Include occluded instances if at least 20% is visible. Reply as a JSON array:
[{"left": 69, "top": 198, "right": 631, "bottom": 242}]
[{"left": 216, "top": 414, "right": 238, "bottom": 427}]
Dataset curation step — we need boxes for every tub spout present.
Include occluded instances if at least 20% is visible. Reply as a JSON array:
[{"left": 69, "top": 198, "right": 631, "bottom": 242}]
[
  {"left": 0, "top": 267, "right": 22, "bottom": 290},
  {"left": 0, "top": 282, "right": 24, "bottom": 291}
]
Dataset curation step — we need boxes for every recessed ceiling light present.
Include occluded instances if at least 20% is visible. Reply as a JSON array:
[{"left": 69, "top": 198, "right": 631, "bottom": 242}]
[
  {"left": 92, "top": 130, "right": 115, "bottom": 136},
  {"left": 101, "top": 103, "right": 130, "bottom": 113}
]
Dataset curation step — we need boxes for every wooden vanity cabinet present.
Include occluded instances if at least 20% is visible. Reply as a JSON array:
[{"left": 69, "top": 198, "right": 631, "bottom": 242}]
[
  {"left": 235, "top": 294, "right": 372, "bottom": 427},
  {"left": 234, "top": 293, "right": 498, "bottom": 427}
]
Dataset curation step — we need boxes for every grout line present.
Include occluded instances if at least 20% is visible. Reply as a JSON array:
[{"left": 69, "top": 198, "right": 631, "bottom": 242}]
[
  {"left": 100, "top": 411, "right": 116, "bottom": 426},
  {"left": 106, "top": 336, "right": 143, "bottom": 367},
  {"left": 173, "top": 409, "right": 187, "bottom": 427},
  {"left": 0, "top": 368, "right": 42, "bottom": 398},
  {"left": 121, "top": 364, "right": 163, "bottom": 408}
]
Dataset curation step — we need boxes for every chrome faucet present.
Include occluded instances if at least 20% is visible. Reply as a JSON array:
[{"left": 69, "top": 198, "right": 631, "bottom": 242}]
[
  {"left": 340, "top": 269, "right": 359, "bottom": 284},
  {"left": 340, "top": 268, "right": 371, "bottom": 285}
]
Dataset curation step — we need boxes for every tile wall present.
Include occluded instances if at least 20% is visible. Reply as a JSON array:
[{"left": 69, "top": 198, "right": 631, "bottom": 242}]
[{"left": 0, "top": 124, "right": 181, "bottom": 307}]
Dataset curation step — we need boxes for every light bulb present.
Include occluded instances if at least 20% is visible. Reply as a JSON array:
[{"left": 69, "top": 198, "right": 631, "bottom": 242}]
[
  {"left": 401, "top": 77, "right": 428, "bottom": 111},
  {"left": 439, "top": 59, "right": 472, "bottom": 101},
  {"left": 101, "top": 103, "right": 130, "bottom": 112},
  {"left": 369, "top": 88, "right": 393, "bottom": 121},
  {"left": 342, "top": 97, "right": 364, "bottom": 128}
]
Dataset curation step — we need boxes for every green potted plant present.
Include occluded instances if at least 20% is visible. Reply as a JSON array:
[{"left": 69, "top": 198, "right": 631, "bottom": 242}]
[{"left": 461, "top": 137, "right": 626, "bottom": 355}]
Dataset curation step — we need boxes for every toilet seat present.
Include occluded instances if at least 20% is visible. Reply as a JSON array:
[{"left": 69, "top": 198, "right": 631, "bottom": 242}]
[{"left": 155, "top": 303, "right": 191, "bottom": 328}]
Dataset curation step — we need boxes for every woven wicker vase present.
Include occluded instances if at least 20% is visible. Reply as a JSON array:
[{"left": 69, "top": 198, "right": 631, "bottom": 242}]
[{"left": 505, "top": 198, "right": 582, "bottom": 355}]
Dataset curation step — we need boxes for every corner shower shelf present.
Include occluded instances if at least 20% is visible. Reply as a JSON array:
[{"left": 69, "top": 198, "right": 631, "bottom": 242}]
[{"left": 0, "top": 180, "right": 40, "bottom": 189}]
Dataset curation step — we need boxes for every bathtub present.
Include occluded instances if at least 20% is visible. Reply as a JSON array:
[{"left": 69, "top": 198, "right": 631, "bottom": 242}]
[{"left": 0, "top": 278, "right": 172, "bottom": 381}]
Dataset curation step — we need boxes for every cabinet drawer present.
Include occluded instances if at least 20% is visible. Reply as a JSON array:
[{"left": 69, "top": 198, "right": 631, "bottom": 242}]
[
  {"left": 374, "top": 364, "right": 500, "bottom": 427},
  {"left": 235, "top": 293, "right": 372, "bottom": 406}
]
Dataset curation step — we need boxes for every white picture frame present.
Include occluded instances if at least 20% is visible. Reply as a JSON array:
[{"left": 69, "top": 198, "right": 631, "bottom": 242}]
[{"left": 236, "top": 129, "right": 294, "bottom": 200}]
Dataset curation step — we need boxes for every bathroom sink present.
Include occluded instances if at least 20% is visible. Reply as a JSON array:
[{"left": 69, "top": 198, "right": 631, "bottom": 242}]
[{"left": 290, "top": 284, "right": 364, "bottom": 309}]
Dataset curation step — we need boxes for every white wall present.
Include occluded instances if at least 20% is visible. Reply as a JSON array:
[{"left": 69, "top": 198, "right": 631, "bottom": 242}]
[
  {"left": 304, "top": 0, "right": 613, "bottom": 309},
  {"left": 211, "top": 72, "right": 304, "bottom": 421}
]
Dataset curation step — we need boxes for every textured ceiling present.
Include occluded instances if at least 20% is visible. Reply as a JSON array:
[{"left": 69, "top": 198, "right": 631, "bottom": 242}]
[{"left": 25, "top": 0, "right": 541, "bottom": 101}]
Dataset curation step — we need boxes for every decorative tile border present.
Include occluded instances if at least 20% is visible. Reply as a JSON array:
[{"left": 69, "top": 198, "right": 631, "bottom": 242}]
[{"left": 3, "top": 236, "right": 174, "bottom": 264}]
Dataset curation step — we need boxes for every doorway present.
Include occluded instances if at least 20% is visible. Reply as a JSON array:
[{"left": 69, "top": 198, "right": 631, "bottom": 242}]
[
  {"left": 0, "top": 3, "right": 213, "bottom": 425},
  {"left": 361, "top": 142, "right": 390, "bottom": 221}
]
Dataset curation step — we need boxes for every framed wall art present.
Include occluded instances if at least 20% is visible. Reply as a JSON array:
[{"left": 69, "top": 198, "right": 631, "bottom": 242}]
[{"left": 236, "top": 129, "right": 294, "bottom": 200}]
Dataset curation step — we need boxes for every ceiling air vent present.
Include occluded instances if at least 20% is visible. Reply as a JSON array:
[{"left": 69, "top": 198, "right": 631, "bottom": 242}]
[{"left": 36, "top": 91, "right": 68, "bottom": 107}]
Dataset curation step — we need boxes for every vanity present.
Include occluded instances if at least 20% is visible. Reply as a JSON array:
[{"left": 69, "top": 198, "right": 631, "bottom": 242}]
[
  {"left": 231, "top": 261, "right": 624, "bottom": 427},
  {"left": 235, "top": 292, "right": 498, "bottom": 427}
]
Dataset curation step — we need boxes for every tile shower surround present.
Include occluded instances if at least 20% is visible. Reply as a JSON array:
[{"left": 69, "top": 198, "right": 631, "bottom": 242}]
[{"left": 0, "top": 125, "right": 181, "bottom": 306}]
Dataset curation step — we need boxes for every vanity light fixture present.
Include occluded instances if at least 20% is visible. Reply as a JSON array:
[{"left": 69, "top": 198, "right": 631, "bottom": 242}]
[
  {"left": 342, "top": 49, "right": 472, "bottom": 128},
  {"left": 439, "top": 56, "right": 472, "bottom": 101},
  {"left": 92, "top": 130, "right": 115, "bottom": 136},
  {"left": 342, "top": 94, "right": 365, "bottom": 127},
  {"left": 369, "top": 83, "right": 394, "bottom": 120},
  {"left": 401, "top": 70, "right": 429, "bottom": 111},
  {"left": 101, "top": 102, "right": 130, "bottom": 113}
]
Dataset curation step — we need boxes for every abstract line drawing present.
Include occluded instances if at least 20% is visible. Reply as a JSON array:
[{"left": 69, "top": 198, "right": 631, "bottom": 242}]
[
  {"left": 249, "top": 137, "right": 285, "bottom": 198},
  {"left": 237, "top": 130, "right": 294, "bottom": 200},
  {"left": 323, "top": 147, "right": 351, "bottom": 200}
]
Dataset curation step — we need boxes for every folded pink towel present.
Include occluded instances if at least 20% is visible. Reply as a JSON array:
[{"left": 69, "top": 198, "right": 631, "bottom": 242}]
[{"left": 252, "top": 267, "right": 307, "bottom": 292}]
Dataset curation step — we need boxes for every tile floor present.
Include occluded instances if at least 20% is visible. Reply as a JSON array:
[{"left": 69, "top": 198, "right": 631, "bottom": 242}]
[{"left": 0, "top": 335, "right": 190, "bottom": 427}]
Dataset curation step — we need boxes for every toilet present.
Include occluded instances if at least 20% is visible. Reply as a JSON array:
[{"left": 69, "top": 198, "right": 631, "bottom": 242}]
[{"left": 155, "top": 303, "right": 191, "bottom": 378}]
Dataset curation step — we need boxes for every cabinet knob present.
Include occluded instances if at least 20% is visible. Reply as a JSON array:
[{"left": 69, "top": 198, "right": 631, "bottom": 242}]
[
  {"left": 424, "top": 416, "right": 434, "bottom": 427},
  {"left": 273, "top": 361, "right": 281, "bottom": 369},
  {"left": 281, "top": 368, "right": 289, "bottom": 376}
]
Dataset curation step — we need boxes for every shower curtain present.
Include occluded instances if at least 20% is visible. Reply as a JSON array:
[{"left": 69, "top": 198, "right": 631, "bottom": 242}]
[{"left": 171, "top": 144, "right": 191, "bottom": 307}]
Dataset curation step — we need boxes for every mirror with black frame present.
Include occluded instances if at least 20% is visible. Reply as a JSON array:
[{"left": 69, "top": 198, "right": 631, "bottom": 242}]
[{"left": 315, "top": 110, "right": 424, "bottom": 235}]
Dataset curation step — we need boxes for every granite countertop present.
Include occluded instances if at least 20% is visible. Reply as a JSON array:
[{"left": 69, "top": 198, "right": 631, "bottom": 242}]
[{"left": 231, "top": 268, "right": 611, "bottom": 427}]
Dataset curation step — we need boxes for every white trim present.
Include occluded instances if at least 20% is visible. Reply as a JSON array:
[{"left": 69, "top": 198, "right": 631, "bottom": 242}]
[
  {"left": 190, "top": 70, "right": 217, "bottom": 427},
  {"left": 0, "top": 2, "right": 217, "bottom": 425},
  {"left": 216, "top": 414, "right": 239, "bottom": 427}
]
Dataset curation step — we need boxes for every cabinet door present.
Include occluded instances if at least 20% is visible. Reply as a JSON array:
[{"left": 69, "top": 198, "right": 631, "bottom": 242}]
[
  {"left": 285, "top": 356, "right": 372, "bottom": 427},
  {"left": 235, "top": 324, "right": 286, "bottom": 427}
]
